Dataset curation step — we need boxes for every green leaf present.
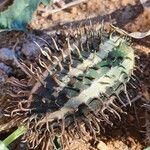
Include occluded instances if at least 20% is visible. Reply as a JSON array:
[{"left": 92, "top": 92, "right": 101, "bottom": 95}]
[{"left": 0, "top": 0, "right": 52, "bottom": 30}]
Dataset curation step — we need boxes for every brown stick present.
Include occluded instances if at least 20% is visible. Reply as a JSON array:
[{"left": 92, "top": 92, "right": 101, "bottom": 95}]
[{"left": 40, "top": 0, "right": 88, "bottom": 16}]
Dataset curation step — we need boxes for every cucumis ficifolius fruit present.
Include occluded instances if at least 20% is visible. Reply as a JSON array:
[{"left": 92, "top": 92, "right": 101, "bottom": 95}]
[{"left": 1, "top": 26, "right": 136, "bottom": 149}]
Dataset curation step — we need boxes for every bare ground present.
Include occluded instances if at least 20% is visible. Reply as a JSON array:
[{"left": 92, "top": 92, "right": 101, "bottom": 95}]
[{"left": 0, "top": 0, "right": 150, "bottom": 150}]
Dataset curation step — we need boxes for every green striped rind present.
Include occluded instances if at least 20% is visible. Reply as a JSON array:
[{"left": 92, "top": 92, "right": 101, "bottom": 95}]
[{"left": 36, "top": 36, "right": 134, "bottom": 124}]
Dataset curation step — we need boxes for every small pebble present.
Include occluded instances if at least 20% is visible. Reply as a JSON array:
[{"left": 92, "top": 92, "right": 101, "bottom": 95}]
[
  {"left": 97, "top": 141, "right": 108, "bottom": 150},
  {"left": 0, "top": 48, "right": 14, "bottom": 63},
  {"left": 0, "top": 63, "right": 12, "bottom": 74},
  {"left": 21, "top": 39, "right": 46, "bottom": 60}
]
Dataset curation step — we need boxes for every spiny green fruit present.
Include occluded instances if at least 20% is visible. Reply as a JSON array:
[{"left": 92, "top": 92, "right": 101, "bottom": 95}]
[
  {"left": 1, "top": 27, "right": 136, "bottom": 149},
  {"left": 35, "top": 36, "right": 134, "bottom": 124},
  {"left": 27, "top": 35, "right": 135, "bottom": 149}
]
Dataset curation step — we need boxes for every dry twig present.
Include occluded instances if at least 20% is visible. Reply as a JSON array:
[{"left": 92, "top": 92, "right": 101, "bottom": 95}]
[{"left": 40, "top": 0, "right": 88, "bottom": 17}]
